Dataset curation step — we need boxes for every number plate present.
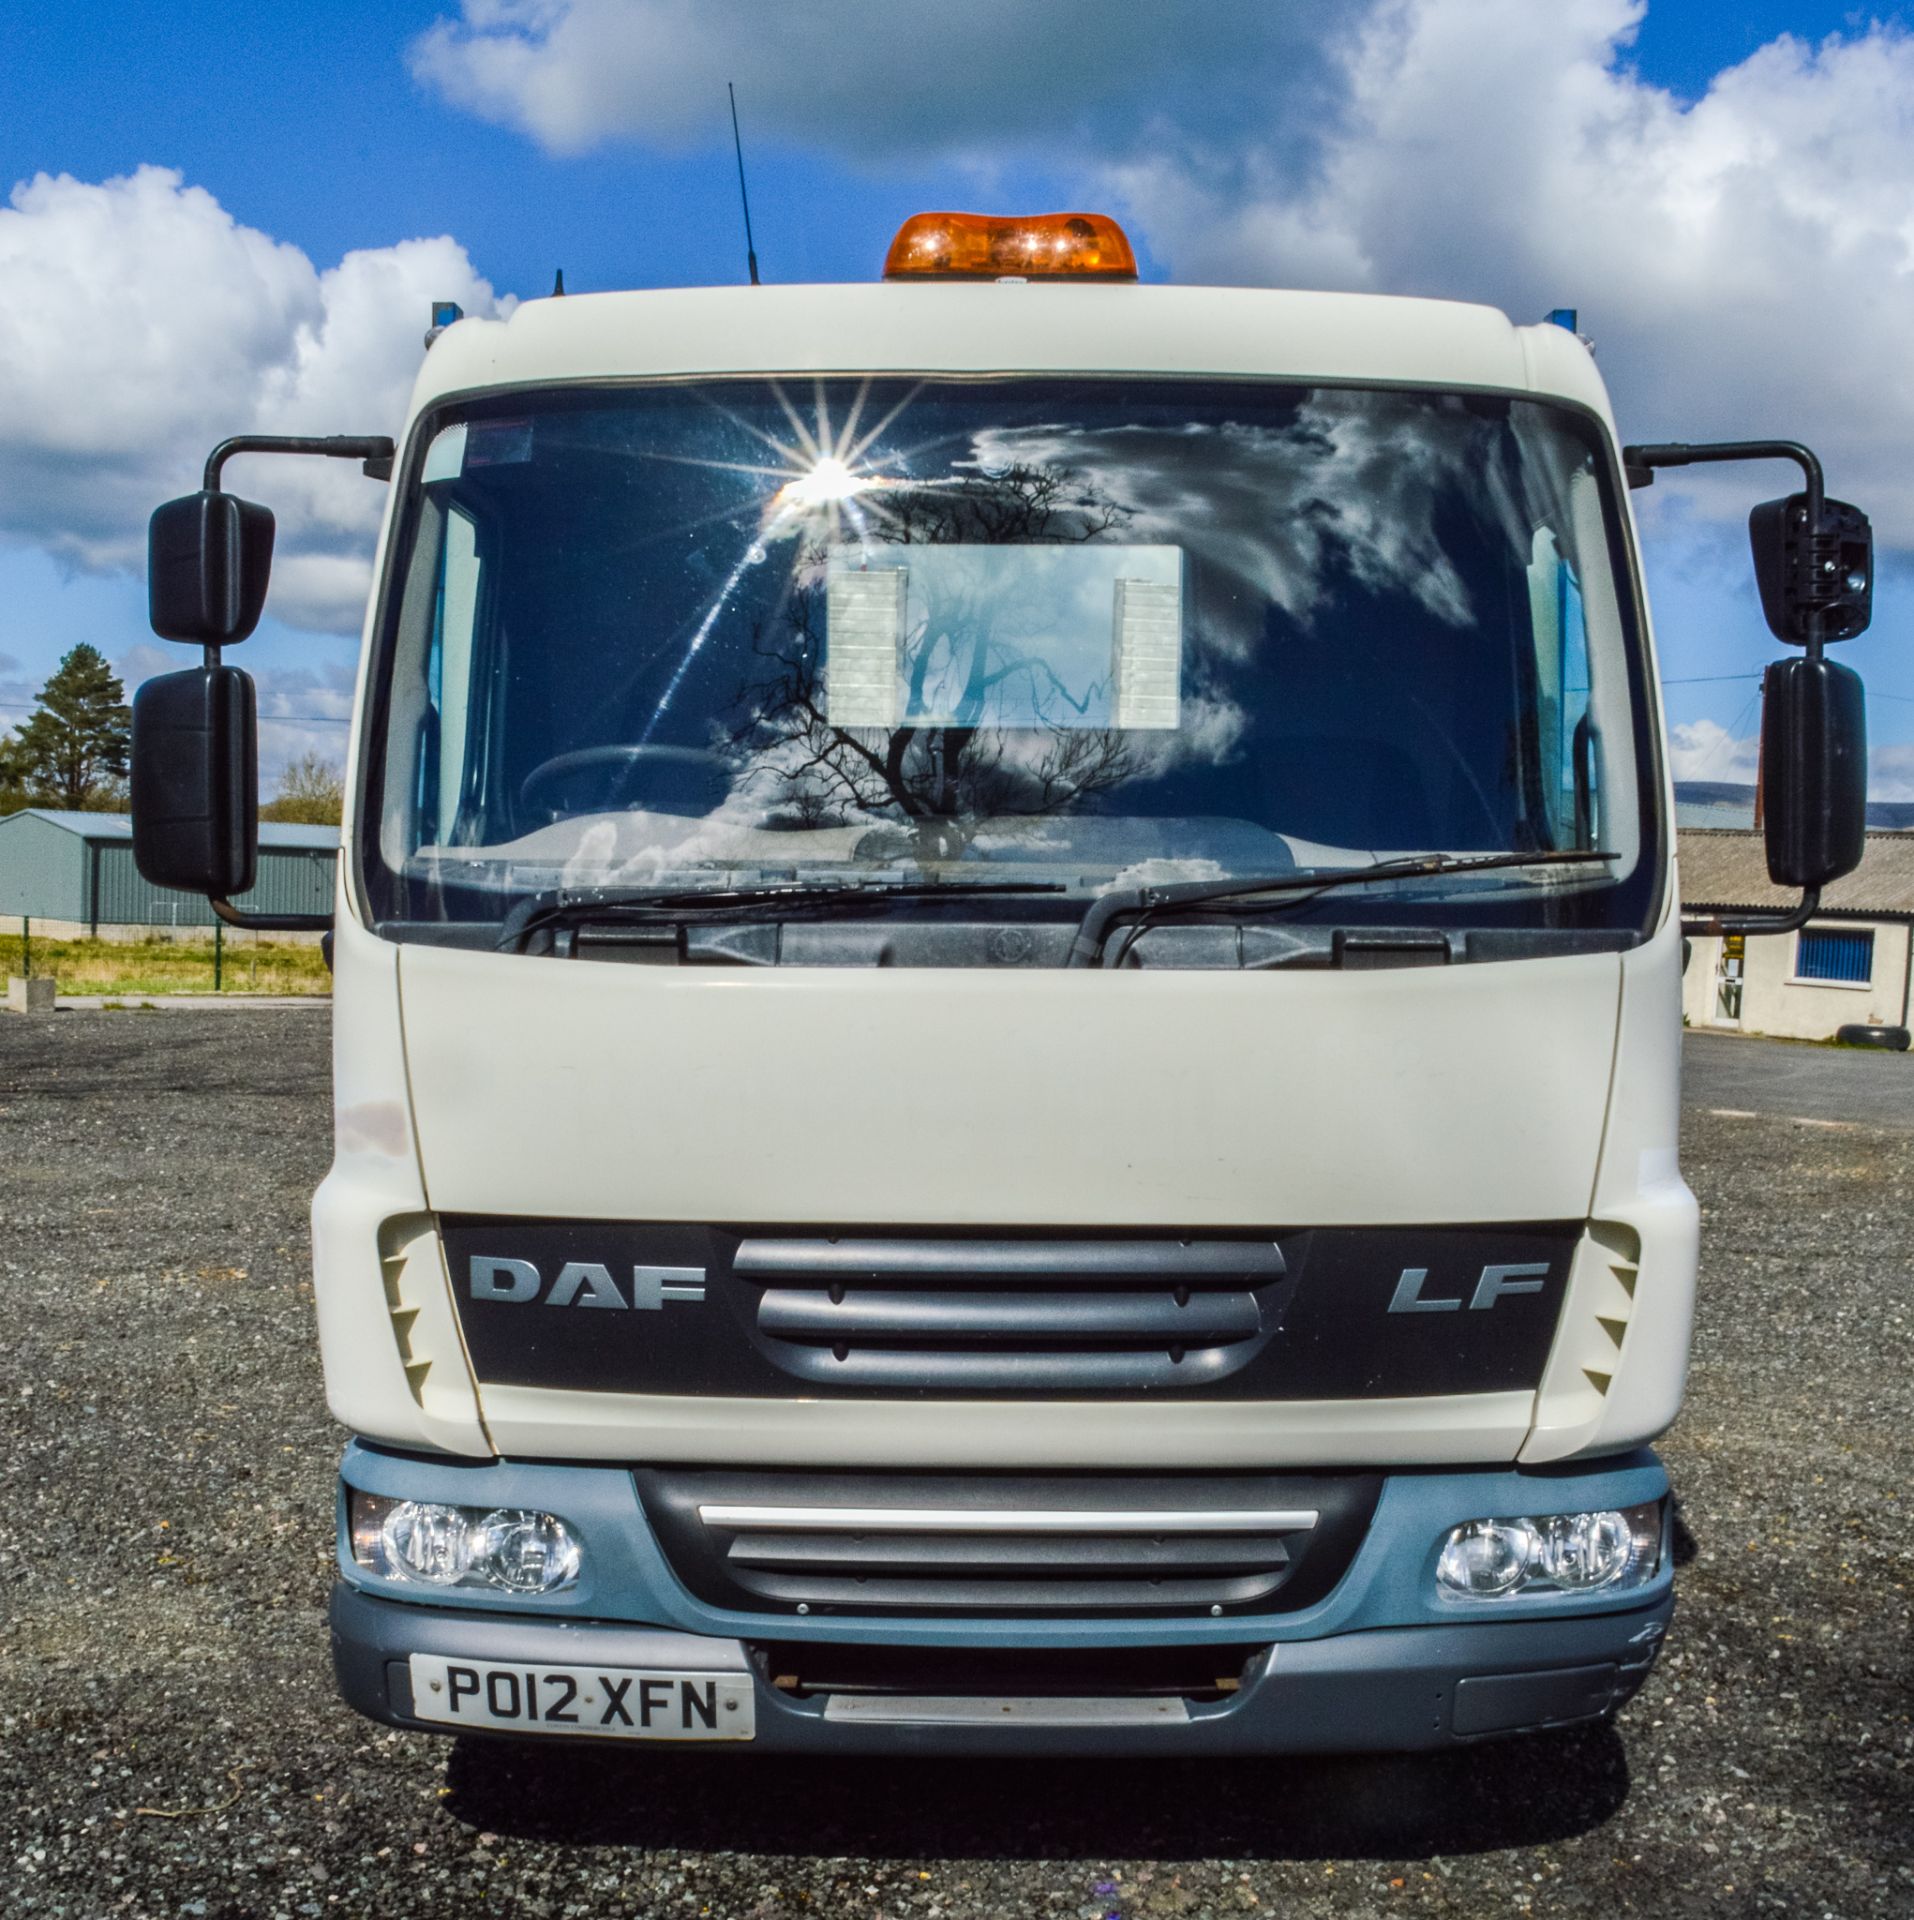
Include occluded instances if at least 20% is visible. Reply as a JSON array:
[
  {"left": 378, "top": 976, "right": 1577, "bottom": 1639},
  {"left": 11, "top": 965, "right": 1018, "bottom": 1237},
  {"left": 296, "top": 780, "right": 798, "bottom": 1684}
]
[{"left": 408, "top": 1655, "right": 756, "bottom": 1740}]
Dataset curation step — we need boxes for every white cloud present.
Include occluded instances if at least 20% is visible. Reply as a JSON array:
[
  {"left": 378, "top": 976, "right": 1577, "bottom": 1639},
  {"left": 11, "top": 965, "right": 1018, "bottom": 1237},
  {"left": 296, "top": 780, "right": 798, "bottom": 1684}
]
[
  {"left": 1667, "top": 717, "right": 1759, "bottom": 785},
  {"left": 1103, "top": 1, "right": 1914, "bottom": 549},
  {"left": 972, "top": 402, "right": 1535, "bottom": 647},
  {"left": 1869, "top": 742, "right": 1914, "bottom": 804},
  {"left": 0, "top": 647, "right": 36, "bottom": 713},
  {"left": 1662, "top": 723, "right": 1914, "bottom": 805},
  {"left": 115, "top": 638, "right": 357, "bottom": 797},
  {"left": 0, "top": 166, "right": 509, "bottom": 633},
  {"left": 409, "top": 1, "right": 1914, "bottom": 561},
  {"left": 251, "top": 660, "right": 359, "bottom": 790},
  {"left": 407, "top": 0, "right": 1356, "bottom": 163}
]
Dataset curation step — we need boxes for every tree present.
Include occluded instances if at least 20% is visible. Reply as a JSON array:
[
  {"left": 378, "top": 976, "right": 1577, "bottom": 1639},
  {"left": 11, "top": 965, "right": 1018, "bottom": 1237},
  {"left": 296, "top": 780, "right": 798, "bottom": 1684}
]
[
  {"left": 8, "top": 645, "right": 130, "bottom": 810},
  {"left": 0, "top": 733, "right": 30, "bottom": 817},
  {"left": 261, "top": 749, "right": 345, "bottom": 825}
]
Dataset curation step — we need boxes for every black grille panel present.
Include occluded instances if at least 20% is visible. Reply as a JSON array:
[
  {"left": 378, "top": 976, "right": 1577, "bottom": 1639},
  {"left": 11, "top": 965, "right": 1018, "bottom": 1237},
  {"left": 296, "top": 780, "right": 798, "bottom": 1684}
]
[
  {"left": 637, "top": 1469, "right": 1382, "bottom": 1618},
  {"left": 737, "top": 1235, "right": 1289, "bottom": 1392},
  {"left": 441, "top": 1216, "right": 1581, "bottom": 1401}
]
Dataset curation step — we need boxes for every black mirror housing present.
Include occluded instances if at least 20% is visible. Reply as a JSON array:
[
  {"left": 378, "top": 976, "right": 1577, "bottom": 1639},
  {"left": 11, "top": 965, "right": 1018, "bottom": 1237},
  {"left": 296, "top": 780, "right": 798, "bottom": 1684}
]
[
  {"left": 1761, "top": 656, "right": 1866, "bottom": 889},
  {"left": 148, "top": 491, "right": 275, "bottom": 645},
  {"left": 1749, "top": 493, "right": 1872, "bottom": 645},
  {"left": 130, "top": 665, "right": 258, "bottom": 897}
]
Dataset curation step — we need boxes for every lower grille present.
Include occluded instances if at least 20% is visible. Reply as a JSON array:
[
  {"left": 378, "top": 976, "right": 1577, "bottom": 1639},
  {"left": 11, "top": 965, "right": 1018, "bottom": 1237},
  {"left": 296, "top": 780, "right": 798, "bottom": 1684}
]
[
  {"left": 637, "top": 1469, "right": 1381, "bottom": 1617},
  {"left": 756, "top": 1641, "right": 1266, "bottom": 1701}
]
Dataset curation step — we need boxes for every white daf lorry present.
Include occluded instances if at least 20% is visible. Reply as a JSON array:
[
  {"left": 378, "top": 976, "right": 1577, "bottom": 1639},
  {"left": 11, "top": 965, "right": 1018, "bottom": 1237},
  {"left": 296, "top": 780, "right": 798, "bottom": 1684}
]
[{"left": 131, "top": 210, "right": 1872, "bottom": 1753}]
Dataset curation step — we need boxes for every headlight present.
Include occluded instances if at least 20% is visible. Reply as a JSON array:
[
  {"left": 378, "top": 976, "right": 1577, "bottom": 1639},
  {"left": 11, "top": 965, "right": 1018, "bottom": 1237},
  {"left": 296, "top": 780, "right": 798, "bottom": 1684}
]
[
  {"left": 1435, "top": 1517, "right": 1538, "bottom": 1597},
  {"left": 379, "top": 1500, "right": 474, "bottom": 1586},
  {"left": 1533, "top": 1509, "right": 1640, "bottom": 1589},
  {"left": 350, "top": 1492, "right": 582, "bottom": 1595},
  {"left": 1435, "top": 1500, "right": 1662, "bottom": 1601},
  {"left": 468, "top": 1507, "right": 583, "bottom": 1593}
]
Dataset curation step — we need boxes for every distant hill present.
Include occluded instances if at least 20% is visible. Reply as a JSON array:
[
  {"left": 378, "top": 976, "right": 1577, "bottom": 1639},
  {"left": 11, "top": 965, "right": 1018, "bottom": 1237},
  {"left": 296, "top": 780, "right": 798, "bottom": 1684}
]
[{"left": 1673, "top": 781, "right": 1914, "bottom": 832}]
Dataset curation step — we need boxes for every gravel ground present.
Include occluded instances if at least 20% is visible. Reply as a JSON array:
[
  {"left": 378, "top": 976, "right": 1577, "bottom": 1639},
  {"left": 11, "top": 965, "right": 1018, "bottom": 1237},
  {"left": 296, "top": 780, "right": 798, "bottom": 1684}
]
[{"left": 1, "top": 1009, "right": 1909, "bottom": 1919}]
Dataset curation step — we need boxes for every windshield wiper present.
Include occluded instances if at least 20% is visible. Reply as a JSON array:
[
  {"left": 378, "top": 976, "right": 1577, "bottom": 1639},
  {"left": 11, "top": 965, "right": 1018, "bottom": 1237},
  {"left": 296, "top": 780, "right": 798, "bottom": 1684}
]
[
  {"left": 1065, "top": 849, "right": 1619, "bottom": 968},
  {"left": 498, "top": 878, "right": 1067, "bottom": 952}
]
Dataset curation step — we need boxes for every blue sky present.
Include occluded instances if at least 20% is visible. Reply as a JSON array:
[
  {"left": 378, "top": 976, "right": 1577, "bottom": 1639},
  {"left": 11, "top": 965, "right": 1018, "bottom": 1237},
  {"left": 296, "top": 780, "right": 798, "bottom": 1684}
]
[{"left": 2, "top": 0, "right": 1910, "bottom": 793}]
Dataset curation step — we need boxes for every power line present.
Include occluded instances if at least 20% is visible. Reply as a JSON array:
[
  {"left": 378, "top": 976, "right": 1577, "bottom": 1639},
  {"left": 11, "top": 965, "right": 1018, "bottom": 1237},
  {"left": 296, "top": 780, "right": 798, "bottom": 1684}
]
[
  {"left": 1684, "top": 685, "right": 1766, "bottom": 779},
  {"left": 1657, "top": 674, "right": 1914, "bottom": 705}
]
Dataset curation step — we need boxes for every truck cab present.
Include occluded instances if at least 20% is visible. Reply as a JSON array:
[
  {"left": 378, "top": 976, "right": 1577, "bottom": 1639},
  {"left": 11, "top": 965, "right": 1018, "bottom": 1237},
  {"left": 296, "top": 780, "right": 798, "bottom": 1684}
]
[{"left": 131, "top": 212, "right": 1871, "bottom": 1752}]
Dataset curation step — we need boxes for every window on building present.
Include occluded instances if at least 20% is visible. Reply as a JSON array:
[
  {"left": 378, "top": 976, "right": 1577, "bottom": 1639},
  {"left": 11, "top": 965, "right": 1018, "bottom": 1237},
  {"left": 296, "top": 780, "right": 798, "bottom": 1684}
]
[{"left": 1793, "top": 926, "right": 1874, "bottom": 984}]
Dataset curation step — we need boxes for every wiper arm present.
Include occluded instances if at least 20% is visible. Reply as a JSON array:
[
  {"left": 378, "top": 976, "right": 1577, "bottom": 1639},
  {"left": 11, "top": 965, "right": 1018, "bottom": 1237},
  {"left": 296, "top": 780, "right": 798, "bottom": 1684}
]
[
  {"left": 1065, "top": 849, "right": 1618, "bottom": 969},
  {"left": 499, "top": 878, "right": 1066, "bottom": 953}
]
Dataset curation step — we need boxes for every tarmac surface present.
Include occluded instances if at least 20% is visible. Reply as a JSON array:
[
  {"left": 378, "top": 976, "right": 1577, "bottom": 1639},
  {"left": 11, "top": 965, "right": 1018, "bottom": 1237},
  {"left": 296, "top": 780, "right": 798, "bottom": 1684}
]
[
  {"left": 1, "top": 1009, "right": 1909, "bottom": 1918},
  {"left": 1683, "top": 1027, "right": 1914, "bottom": 1132}
]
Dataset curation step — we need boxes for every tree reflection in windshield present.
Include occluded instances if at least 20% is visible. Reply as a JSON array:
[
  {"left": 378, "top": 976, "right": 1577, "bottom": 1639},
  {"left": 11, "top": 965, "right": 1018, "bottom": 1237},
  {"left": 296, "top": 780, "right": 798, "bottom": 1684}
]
[{"left": 729, "top": 460, "right": 1151, "bottom": 861}]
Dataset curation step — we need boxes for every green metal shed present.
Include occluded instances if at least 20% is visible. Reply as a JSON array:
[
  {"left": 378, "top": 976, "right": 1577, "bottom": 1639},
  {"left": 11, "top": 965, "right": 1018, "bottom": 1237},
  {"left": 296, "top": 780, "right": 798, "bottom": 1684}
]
[{"left": 0, "top": 809, "right": 337, "bottom": 932}]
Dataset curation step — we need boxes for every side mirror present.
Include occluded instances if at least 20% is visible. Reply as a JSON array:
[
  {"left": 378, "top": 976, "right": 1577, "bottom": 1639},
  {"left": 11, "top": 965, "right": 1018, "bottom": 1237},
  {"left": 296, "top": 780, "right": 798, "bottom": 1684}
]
[
  {"left": 1761, "top": 655, "right": 1866, "bottom": 889},
  {"left": 148, "top": 491, "right": 275, "bottom": 646},
  {"left": 130, "top": 665, "right": 258, "bottom": 896},
  {"left": 1749, "top": 493, "right": 1872, "bottom": 645}
]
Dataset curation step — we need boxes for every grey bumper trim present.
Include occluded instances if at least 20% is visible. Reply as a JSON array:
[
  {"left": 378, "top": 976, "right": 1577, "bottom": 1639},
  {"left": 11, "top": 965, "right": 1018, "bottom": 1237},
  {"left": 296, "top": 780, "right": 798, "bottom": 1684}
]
[
  {"left": 823, "top": 1693, "right": 1190, "bottom": 1726},
  {"left": 695, "top": 1504, "right": 1319, "bottom": 1534},
  {"left": 331, "top": 1583, "right": 1672, "bottom": 1756}
]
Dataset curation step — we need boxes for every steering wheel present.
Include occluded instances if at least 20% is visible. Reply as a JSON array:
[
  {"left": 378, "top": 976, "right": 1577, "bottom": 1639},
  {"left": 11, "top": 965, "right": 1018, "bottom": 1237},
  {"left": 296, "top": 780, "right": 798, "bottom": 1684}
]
[{"left": 518, "top": 744, "right": 729, "bottom": 818}]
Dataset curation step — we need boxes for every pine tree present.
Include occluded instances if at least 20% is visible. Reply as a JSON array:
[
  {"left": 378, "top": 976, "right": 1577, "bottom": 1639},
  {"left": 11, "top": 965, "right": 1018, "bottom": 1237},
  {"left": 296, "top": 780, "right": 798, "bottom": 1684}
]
[
  {"left": 9, "top": 645, "right": 131, "bottom": 810},
  {"left": 0, "top": 733, "right": 30, "bottom": 817}
]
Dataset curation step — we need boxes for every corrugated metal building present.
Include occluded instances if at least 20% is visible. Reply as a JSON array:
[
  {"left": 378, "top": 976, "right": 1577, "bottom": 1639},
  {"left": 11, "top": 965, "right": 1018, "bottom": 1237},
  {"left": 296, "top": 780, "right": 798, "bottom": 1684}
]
[{"left": 0, "top": 809, "right": 337, "bottom": 934}]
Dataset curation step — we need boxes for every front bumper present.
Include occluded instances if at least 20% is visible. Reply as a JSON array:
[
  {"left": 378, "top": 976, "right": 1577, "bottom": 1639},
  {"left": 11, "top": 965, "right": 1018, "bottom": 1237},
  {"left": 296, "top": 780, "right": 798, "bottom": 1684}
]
[
  {"left": 333, "top": 1444, "right": 1673, "bottom": 1755},
  {"left": 331, "top": 1582, "right": 1671, "bottom": 1755}
]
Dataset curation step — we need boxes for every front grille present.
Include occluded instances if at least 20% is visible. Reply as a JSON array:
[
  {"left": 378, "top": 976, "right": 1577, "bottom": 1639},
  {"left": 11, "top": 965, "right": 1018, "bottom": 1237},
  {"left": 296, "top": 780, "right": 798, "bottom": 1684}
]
[
  {"left": 736, "top": 1235, "right": 1291, "bottom": 1392},
  {"left": 637, "top": 1469, "right": 1381, "bottom": 1617}
]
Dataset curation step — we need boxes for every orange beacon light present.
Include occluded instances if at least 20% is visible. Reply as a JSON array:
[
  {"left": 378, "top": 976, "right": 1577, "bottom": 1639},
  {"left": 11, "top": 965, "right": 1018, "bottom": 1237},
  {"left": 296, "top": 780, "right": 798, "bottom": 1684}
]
[{"left": 882, "top": 211, "right": 1139, "bottom": 282}]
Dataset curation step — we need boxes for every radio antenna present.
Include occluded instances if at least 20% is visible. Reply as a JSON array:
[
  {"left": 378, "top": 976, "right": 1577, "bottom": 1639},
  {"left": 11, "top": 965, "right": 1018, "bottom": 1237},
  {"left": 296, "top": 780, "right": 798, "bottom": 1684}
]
[{"left": 727, "top": 82, "right": 761, "bottom": 286}]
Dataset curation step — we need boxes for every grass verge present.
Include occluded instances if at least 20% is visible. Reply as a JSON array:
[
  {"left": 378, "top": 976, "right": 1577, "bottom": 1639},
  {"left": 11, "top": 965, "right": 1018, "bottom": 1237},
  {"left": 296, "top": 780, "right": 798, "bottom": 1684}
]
[{"left": 0, "top": 933, "right": 331, "bottom": 997}]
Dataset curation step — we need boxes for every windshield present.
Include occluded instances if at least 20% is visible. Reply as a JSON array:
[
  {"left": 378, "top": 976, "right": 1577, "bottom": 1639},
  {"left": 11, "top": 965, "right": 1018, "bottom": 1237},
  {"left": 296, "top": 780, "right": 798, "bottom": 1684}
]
[{"left": 362, "top": 378, "right": 1659, "bottom": 949}]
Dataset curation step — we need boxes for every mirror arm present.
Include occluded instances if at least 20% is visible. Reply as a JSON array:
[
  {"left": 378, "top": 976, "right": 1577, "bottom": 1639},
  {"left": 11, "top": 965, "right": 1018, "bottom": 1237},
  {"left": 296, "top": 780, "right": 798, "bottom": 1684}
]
[
  {"left": 162, "top": 433, "right": 391, "bottom": 921},
  {"left": 1623, "top": 439, "right": 1824, "bottom": 519},
  {"left": 1622, "top": 440, "right": 1830, "bottom": 656},
  {"left": 203, "top": 434, "right": 397, "bottom": 492},
  {"left": 209, "top": 896, "right": 333, "bottom": 935},
  {"left": 1630, "top": 437, "right": 1864, "bottom": 922},
  {"left": 192, "top": 435, "right": 395, "bottom": 672},
  {"left": 1680, "top": 887, "right": 1820, "bottom": 942}
]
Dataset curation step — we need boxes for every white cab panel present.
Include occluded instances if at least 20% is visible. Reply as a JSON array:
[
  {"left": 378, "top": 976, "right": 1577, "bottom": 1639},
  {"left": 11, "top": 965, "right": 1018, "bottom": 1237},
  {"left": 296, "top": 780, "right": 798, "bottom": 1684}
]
[
  {"left": 1524, "top": 918, "right": 1697, "bottom": 1461},
  {"left": 398, "top": 945, "right": 1620, "bottom": 1227},
  {"left": 312, "top": 911, "right": 489, "bottom": 1456},
  {"left": 476, "top": 1383, "right": 1540, "bottom": 1470}
]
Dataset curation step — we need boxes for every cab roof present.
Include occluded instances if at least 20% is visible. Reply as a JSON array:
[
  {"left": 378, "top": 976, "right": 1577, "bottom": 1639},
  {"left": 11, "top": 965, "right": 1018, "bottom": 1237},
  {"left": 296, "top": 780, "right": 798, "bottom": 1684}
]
[{"left": 409, "top": 283, "right": 1615, "bottom": 432}]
